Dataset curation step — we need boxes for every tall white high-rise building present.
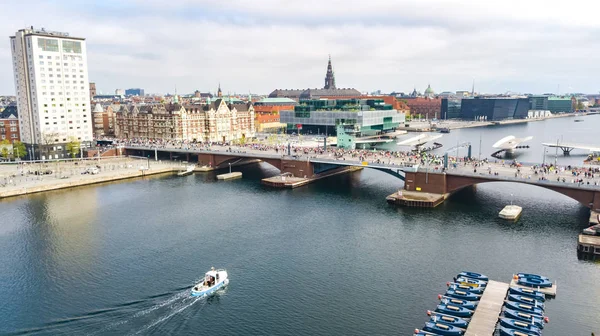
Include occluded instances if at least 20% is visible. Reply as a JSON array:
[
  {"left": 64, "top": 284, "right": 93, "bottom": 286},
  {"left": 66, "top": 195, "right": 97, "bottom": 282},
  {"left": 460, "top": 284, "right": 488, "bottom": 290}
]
[{"left": 10, "top": 27, "right": 93, "bottom": 159}]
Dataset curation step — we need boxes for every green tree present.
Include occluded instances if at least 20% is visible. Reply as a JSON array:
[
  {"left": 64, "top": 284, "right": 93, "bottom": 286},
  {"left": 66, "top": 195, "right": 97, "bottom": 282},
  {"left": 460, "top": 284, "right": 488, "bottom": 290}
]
[
  {"left": 0, "top": 139, "right": 10, "bottom": 159},
  {"left": 576, "top": 101, "right": 585, "bottom": 110},
  {"left": 12, "top": 141, "right": 26, "bottom": 159},
  {"left": 66, "top": 137, "right": 81, "bottom": 158}
]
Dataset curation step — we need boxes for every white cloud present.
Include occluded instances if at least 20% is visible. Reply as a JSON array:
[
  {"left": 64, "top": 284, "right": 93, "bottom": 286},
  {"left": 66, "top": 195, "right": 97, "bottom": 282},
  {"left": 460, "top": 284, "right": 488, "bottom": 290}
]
[{"left": 0, "top": 0, "right": 599, "bottom": 95}]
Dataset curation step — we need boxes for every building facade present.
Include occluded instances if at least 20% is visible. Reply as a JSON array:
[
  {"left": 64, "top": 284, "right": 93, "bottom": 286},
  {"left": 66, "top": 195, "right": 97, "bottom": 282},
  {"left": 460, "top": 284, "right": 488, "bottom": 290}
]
[
  {"left": 91, "top": 103, "right": 116, "bottom": 138},
  {"left": 89, "top": 82, "right": 96, "bottom": 98},
  {"left": 253, "top": 97, "right": 296, "bottom": 132},
  {"left": 460, "top": 98, "right": 529, "bottom": 121},
  {"left": 0, "top": 105, "right": 20, "bottom": 142},
  {"left": 114, "top": 99, "right": 255, "bottom": 143},
  {"left": 125, "top": 88, "right": 144, "bottom": 96},
  {"left": 10, "top": 27, "right": 93, "bottom": 159},
  {"left": 280, "top": 98, "right": 405, "bottom": 148},
  {"left": 441, "top": 98, "right": 462, "bottom": 119},
  {"left": 402, "top": 97, "right": 442, "bottom": 119},
  {"left": 547, "top": 96, "right": 575, "bottom": 113}
]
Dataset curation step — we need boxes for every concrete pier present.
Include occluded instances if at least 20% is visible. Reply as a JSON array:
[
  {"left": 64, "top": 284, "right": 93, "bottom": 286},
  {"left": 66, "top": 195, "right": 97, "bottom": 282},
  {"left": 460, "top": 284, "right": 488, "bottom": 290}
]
[
  {"left": 464, "top": 280, "right": 509, "bottom": 336},
  {"left": 217, "top": 172, "right": 242, "bottom": 180}
]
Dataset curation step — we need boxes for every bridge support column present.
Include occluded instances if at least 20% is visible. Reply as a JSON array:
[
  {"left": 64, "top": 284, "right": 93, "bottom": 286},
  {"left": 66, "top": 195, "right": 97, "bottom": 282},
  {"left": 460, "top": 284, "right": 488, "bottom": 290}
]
[{"left": 388, "top": 171, "right": 448, "bottom": 207}]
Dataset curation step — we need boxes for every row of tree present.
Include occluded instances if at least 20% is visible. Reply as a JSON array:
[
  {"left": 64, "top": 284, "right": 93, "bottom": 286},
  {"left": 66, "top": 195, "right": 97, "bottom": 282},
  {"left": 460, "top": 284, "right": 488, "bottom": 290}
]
[{"left": 0, "top": 137, "right": 81, "bottom": 160}]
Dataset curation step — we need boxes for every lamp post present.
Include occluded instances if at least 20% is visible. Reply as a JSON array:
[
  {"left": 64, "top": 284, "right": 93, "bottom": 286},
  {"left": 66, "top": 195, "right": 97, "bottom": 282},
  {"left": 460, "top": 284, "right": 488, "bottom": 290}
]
[{"left": 229, "top": 162, "right": 231, "bottom": 174}]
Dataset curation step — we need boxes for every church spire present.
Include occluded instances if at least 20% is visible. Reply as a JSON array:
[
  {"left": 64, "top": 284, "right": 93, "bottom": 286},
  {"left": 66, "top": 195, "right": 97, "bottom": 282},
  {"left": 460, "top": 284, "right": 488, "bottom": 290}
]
[
  {"left": 324, "top": 55, "right": 336, "bottom": 90},
  {"left": 217, "top": 82, "right": 222, "bottom": 97}
]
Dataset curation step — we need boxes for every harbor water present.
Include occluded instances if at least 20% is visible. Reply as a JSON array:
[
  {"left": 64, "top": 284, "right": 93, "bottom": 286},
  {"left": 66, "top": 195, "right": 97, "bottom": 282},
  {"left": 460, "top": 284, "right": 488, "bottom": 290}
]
[{"left": 1, "top": 115, "right": 600, "bottom": 335}]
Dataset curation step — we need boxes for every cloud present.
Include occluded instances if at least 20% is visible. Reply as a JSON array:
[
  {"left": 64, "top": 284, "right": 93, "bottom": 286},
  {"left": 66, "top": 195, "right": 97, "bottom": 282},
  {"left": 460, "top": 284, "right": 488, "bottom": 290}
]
[{"left": 0, "top": 0, "right": 599, "bottom": 96}]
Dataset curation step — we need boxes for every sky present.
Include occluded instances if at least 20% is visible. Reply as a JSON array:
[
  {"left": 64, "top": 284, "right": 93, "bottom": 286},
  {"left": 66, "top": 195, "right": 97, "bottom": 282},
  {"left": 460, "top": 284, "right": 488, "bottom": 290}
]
[{"left": 1, "top": 0, "right": 599, "bottom": 96}]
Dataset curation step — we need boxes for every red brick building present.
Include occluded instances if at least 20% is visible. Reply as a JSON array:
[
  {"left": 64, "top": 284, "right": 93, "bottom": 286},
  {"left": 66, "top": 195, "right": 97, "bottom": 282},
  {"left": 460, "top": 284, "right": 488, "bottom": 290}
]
[
  {"left": 0, "top": 105, "right": 20, "bottom": 142},
  {"left": 253, "top": 98, "right": 297, "bottom": 132},
  {"left": 401, "top": 97, "right": 442, "bottom": 119}
]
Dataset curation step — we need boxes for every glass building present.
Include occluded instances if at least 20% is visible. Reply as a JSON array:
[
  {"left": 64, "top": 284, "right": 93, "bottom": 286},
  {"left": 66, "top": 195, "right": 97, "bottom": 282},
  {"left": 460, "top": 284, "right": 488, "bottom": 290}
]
[
  {"left": 279, "top": 99, "right": 405, "bottom": 149},
  {"left": 459, "top": 98, "right": 529, "bottom": 121},
  {"left": 441, "top": 98, "right": 462, "bottom": 119}
]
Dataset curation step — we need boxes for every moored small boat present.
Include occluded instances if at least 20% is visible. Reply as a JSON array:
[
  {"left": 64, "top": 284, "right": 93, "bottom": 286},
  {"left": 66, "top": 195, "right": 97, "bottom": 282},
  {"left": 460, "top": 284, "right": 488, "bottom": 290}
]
[
  {"left": 456, "top": 271, "right": 488, "bottom": 282},
  {"left": 502, "top": 308, "right": 547, "bottom": 329},
  {"left": 427, "top": 311, "right": 469, "bottom": 329},
  {"left": 190, "top": 267, "right": 229, "bottom": 297},
  {"left": 508, "top": 287, "right": 546, "bottom": 302},
  {"left": 445, "top": 289, "right": 481, "bottom": 301},
  {"left": 437, "top": 295, "right": 478, "bottom": 310},
  {"left": 455, "top": 277, "right": 487, "bottom": 288},
  {"left": 422, "top": 321, "right": 464, "bottom": 336},
  {"left": 447, "top": 283, "right": 485, "bottom": 294},
  {"left": 515, "top": 273, "right": 550, "bottom": 281},
  {"left": 499, "top": 318, "right": 542, "bottom": 336},
  {"left": 504, "top": 301, "right": 544, "bottom": 315},
  {"left": 414, "top": 329, "right": 442, "bottom": 336},
  {"left": 499, "top": 205, "right": 522, "bottom": 220},
  {"left": 497, "top": 325, "right": 539, "bottom": 336},
  {"left": 435, "top": 303, "right": 474, "bottom": 317},
  {"left": 517, "top": 277, "right": 552, "bottom": 289},
  {"left": 507, "top": 294, "right": 545, "bottom": 309}
]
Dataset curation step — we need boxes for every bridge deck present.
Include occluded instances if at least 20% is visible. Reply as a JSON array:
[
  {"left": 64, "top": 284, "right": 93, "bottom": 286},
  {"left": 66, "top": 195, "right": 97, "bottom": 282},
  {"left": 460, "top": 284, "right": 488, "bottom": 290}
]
[
  {"left": 464, "top": 280, "right": 509, "bottom": 336},
  {"left": 542, "top": 142, "right": 600, "bottom": 151}
]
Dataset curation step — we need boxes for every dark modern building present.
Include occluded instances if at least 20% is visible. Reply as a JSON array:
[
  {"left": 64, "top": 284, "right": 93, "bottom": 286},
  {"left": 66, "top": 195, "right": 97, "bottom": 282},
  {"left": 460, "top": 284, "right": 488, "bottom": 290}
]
[
  {"left": 459, "top": 98, "right": 529, "bottom": 120},
  {"left": 125, "top": 88, "right": 145, "bottom": 96},
  {"left": 441, "top": 98, "right": 462, "bottom": 119}
]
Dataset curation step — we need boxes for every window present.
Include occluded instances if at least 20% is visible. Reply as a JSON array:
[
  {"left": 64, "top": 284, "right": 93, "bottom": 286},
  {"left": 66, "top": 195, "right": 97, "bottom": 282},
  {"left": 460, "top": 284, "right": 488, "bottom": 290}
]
[
  {"left": 40, "top": 61, "right": 44, "bottom": 65},
  {"left": 47, "top": 56, "right": 51, "bottom": 59},
  {"left": 38, "top": 38, "right": 59, "bottom": 52},
  {"left": 11, "top": 134, "right": 17, "bottom": 139},
  {"left": 39, "top": 55, "right": 43, "bottom": 59},
  {"left": 62, "top": 40, "right": 82, "bottom": 53},
  {"left": 48, "top": 68, "right": 52, "bottom": 71}
]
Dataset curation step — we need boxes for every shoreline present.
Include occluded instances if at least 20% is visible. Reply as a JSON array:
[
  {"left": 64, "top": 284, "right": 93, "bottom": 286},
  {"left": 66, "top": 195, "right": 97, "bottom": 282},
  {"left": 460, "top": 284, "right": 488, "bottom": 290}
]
[{"left": 401, "top": 112, "right": 595, "bottom": 132}]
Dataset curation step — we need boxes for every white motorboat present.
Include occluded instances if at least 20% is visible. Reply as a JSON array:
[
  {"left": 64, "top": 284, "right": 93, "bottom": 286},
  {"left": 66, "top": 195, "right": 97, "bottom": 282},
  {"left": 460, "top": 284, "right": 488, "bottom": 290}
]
[
  {"left": 499, "top": 205, "right": 522, "bottom": 220},
  {"left": 191, "top": 267, "right": 229, "bottom": 297},
  {"left": 177, "top": 164, "right": 195, "bottom": 176}
]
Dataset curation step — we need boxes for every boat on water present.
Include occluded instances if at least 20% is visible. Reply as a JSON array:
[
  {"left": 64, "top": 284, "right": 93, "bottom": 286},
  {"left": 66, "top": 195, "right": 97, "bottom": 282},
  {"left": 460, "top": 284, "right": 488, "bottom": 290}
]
[
  {"left": 437, "top": 295, "right": 478, "bottom": 310},
  {"left": 447, "top": 283, "right": 485, "bottom": 294},
  {"left": 439, "top": 127, "right": 451, "bottom": 133},
  {"left": 414, "top": 329, "right": 443, "bottom": 336},
  {"left": 456, "top": 271, "right": 488, "bottom": 282},
  {"left": 497, "top": 326, "right": 538, "bottom": 336},
  {"left": 455, "top": 277, "right": 487, "bottom": 288},
  {"left": 583, "top": 224, "right": 600, "bottom": 235},
  {"left": 499, "top": 318, "right": 542, "bottom": 336},
  {"left": 515, "top": 273, "right": 550, "bottom": 281},
  {"left": 574, "top": 119, "right": 584, "bottom": 122},
  {"left": 508, "top": 287, "right": 545, "bottom": 302},
  {"left": 422, "top": 321, "right": 464, "bottom": 336},
  {"left": 499, "top": 205, "right": 522, "bottom": 220},
  {"left": 177, "top": 164, "right": 196, "bottom": 176},
  {"left": 502, "top": 308, "right": 548, "bottom": 329},
  {"left": 517, "top": 277, "right": 552, "bottom": 289},
  {"left": 190, "top": 267, "right": 229, "bottom": 297},
  {"left": 445, "top": 289, "right": 481, "bottom": 301},
  {"left": 435, "top": 303, "right": 474, "bottom": 317},
  {"left": 427, "top": 311, "right": 469, "bottom": 329},
  {"left": 507, "top": 294, "right": 545, "bottom": 309},
  {"left": 503, "top": 301, "right": 544, "bottom": 315}
]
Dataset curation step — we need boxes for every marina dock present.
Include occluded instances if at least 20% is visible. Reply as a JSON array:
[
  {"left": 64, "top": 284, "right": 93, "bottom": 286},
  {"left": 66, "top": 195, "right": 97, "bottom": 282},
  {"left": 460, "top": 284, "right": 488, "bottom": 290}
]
[{"left": 464, "top": 280, "right": 509, "bottom": 336}]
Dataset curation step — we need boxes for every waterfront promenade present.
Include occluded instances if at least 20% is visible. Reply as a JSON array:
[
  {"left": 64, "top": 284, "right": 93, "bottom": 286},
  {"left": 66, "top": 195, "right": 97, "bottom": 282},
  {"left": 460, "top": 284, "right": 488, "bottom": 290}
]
[{"left": 0, "top": 157, "right": 181, "bottom": 199}]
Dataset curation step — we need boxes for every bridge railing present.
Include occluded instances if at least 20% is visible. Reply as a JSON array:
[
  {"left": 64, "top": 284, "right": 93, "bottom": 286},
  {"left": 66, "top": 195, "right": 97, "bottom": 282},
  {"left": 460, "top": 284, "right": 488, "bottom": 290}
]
[{"left": 445, "top": 170, "right": 600, "bottom": 191}]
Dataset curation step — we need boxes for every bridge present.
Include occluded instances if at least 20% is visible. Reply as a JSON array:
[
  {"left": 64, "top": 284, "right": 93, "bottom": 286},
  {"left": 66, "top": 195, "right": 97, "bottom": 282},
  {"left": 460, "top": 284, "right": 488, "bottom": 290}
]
[
  {"left": 542, "top": 142, "right": 600, "bottom": 155},
  {"left": 120, "top": 144, "right": 600, "bottom": 210}
]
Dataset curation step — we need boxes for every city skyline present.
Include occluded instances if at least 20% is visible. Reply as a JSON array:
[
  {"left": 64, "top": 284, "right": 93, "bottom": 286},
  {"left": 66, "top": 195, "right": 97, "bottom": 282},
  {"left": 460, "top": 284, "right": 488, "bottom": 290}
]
[{"left": 1, "top": 0, "right": 600, "bottom": 95}]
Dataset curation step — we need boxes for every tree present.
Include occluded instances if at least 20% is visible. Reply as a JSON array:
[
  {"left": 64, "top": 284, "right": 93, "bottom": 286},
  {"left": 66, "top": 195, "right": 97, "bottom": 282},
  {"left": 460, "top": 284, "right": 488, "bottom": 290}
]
[
  {"left": 0, "top": 139, "right": 10, "bottom": 160},
  {"left": 66, "top": 137, "right": 81, "bottom": 158},
  {"left": 576, "top": 101, "right": 585, "bottom": 111},
  {"left": 12, "top": 141, "right": 26, "bottom": 159}
]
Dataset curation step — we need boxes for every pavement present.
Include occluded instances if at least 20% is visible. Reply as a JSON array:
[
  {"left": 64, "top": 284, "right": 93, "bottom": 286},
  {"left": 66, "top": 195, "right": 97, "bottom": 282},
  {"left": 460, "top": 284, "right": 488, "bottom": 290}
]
[{"left": 0, "top": 157, "right": 183, "bottom": 196}]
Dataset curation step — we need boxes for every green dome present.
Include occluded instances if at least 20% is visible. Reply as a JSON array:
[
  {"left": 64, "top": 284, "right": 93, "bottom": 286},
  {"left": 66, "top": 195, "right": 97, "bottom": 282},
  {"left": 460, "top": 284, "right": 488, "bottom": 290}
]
[{"left": 424, "top": 84, "right": 434, "bottom": 95}]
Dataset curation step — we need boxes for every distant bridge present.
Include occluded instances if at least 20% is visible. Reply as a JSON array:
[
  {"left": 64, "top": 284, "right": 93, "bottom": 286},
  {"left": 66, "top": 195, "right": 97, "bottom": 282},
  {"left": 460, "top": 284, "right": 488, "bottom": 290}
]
[{"left": 542, "top": 142, "right": 600, "bottom": 155}]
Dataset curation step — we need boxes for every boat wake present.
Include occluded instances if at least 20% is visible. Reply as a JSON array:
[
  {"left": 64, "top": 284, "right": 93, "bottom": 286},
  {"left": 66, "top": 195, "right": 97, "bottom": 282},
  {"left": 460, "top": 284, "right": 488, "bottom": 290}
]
[{"left": 9, "top": 285, "right": 212, "bottom": 336}]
